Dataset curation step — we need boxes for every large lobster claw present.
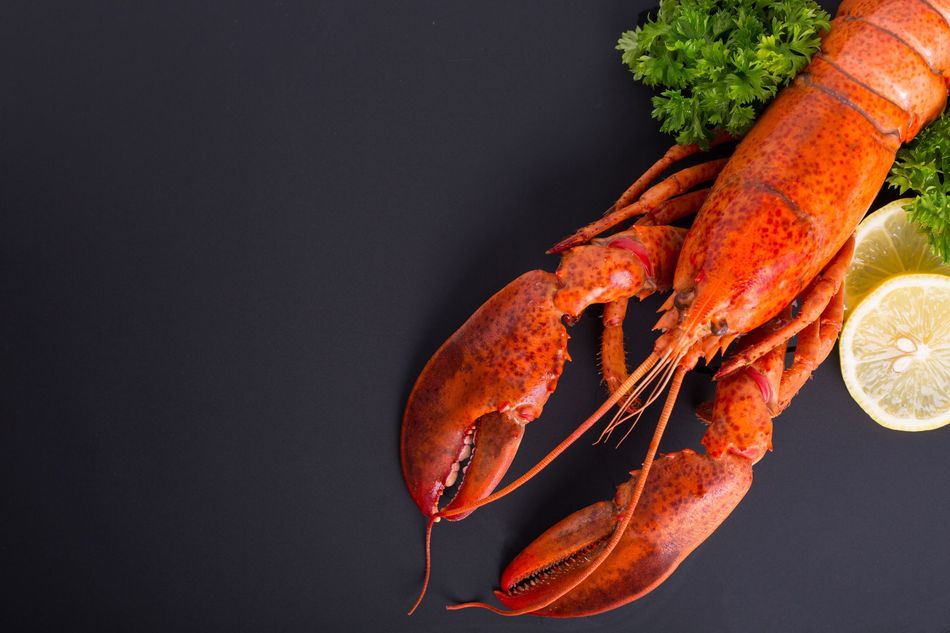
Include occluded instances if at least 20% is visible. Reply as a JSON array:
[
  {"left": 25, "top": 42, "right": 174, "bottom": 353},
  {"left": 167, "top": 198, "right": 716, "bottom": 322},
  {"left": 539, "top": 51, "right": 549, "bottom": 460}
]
[
  {"left": 401, "top": 270, "right": 569, "bottom": 520},
  {"left": 402, "top": 228, "right": 685, "bottom": 522},
  {"left": 401, "top": 227, "right": 679, "bottom": 521}
]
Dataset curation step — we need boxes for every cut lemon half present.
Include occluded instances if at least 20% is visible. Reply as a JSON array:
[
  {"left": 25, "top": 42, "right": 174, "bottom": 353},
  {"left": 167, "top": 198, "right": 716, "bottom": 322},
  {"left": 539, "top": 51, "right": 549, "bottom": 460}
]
[
  {"left": 839, "top": 274, "right": 950, "bottom": 431},
  {"left": 845, "top": 198, "right": 950, "bottom": 314}
]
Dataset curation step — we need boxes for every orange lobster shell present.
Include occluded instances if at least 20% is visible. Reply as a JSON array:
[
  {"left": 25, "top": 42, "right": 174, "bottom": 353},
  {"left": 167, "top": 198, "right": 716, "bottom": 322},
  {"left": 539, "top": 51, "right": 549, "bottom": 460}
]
[{"left": 402, "top": 0, "right": 950, "bottom": 617}]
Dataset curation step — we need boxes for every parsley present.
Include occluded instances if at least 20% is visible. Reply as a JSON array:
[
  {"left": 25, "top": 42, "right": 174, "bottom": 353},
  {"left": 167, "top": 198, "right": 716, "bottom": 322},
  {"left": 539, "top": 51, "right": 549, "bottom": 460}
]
[
  {"left": 617, "top": 0, "right": 830, "bottom": 147},
  {"left": 887, "top": 113, "right": 950, "bottom": 262}
]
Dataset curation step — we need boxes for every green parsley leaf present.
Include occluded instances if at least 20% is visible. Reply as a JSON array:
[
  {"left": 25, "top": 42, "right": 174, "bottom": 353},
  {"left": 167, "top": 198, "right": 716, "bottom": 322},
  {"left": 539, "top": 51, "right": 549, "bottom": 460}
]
[
  {"left": 887, "top": 113, "right": 950, "bottom": 262},
  {"left": 617, "top": 0, "right": 829, "bottom": 147}
]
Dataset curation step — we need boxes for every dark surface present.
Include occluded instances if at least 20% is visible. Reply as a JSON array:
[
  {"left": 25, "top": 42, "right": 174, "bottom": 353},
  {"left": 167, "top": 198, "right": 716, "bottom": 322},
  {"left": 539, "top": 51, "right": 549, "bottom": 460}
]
[{"left": 3, "top": 1, "right": 950, "bottom": 631}]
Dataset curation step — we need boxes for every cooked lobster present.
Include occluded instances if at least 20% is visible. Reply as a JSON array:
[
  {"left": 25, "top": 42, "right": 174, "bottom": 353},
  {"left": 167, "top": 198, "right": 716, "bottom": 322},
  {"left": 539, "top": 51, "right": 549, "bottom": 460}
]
[{"left": 401, "top": 0, "right": 950, "bottom": 617}]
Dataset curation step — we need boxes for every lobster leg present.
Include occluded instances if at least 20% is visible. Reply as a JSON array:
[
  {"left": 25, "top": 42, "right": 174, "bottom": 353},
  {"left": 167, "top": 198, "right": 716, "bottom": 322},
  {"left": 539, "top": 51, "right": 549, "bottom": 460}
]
[
  {"left": 716, "top": 236, "right": 853, "bottom": 378},
  {"left": 636, "top": 188, "right": 711, "bottom": 227},
  {"left": 550, "top": 159, "right": 727, "bottom": 253},
  {"left": 778, "top": 287, "right": 844, "bottom": 412},
  {"left": 613, "top": 132, "right": 731, "bottom": 210},
  {"left": 601, "top": 298, "right": 630, "bottom": 396}
]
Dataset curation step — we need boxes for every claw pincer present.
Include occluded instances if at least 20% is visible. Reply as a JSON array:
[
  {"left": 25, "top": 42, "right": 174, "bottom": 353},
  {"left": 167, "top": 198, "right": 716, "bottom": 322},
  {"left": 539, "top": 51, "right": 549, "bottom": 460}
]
[{"left": 401, "top": 271, "right": 564, "bottom": 520}]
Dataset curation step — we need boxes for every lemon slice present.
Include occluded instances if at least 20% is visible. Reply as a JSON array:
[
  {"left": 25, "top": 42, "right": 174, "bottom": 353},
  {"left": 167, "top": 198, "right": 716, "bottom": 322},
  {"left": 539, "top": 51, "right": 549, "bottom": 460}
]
[
  {"left": 845, "top": 198, "right": 950, "bottom": 314},
  {"left": 840, "top": 274, "right": 950, "bottom": 431}
]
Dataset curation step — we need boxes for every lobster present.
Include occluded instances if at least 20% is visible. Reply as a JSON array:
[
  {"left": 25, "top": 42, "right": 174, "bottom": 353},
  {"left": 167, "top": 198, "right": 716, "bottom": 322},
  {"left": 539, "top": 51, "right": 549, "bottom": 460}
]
[{"left": 401, "top": 0, "right": 950, "bottom": 617}]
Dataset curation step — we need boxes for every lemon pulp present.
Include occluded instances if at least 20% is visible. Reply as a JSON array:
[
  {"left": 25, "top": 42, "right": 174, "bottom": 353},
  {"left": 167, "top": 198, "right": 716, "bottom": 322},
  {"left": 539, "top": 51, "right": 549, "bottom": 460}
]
[{"left": 839, "top": 274, "right": 950, "bottom": 431}]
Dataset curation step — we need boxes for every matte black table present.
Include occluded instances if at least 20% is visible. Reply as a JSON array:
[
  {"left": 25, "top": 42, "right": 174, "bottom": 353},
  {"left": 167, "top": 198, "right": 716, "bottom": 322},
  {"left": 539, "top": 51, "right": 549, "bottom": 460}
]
[{"left": 4, "top": 2, "right": 949, "bottom": 631}]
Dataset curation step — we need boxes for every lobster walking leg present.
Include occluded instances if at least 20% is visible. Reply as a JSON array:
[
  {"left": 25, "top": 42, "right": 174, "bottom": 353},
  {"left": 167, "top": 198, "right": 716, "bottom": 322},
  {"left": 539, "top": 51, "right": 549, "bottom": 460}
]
[
  {"left": 601, "top": 299, "right": 630, "bottom": 396},
  {"left": 778, "top": 288, "right": 844, "bottom": 411},
  {"left": 717, "top": 237, "right": 853, "bottom": 378},
  {"left": 613, "top": 131, "right": 731, "bottom": 210},
  {"left": 550, "top": 159, "right": 727, "bottom": 253},
  {"left": 637, "top": 188, "right": 711, "bottom": 226}
]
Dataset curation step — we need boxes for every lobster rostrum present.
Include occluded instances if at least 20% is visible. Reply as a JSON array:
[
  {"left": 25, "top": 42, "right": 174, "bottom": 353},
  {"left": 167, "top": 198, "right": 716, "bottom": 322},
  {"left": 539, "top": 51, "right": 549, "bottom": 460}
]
[{"left": 402, "top": 0, "right": 950, "bottom": 617}]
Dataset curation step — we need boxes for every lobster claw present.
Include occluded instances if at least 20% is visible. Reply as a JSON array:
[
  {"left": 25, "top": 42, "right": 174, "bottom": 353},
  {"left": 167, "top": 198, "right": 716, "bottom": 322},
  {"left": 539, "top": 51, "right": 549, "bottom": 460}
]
[
  {"left": 401, "top": 270, "right": 569, "bottom": 520},
  {"left": 490, "top": 341, "right": 783, "bottom": 616},
  {"left": 494, "top": 450, "right": 752, "bottom": 617}
]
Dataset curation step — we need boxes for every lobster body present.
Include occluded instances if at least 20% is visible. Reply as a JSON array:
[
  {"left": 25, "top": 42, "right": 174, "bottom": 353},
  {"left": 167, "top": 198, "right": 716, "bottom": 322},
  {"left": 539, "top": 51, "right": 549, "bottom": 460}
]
[
  {"left": 402, "top": 0, "right": 950, "bottom": 617},
  {"left": 670, "top": 0, "right": 950, "bottom": 352}
]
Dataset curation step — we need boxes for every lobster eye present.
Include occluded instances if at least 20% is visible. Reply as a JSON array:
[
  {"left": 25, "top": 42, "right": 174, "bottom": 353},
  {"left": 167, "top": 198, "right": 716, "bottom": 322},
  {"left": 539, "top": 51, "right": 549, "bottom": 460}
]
[
  {"left": 711, "top": 318, "right": 728, "bottom": 336},
  {"left": 674, "top": 288, "right": 695, "bottom": 311}
]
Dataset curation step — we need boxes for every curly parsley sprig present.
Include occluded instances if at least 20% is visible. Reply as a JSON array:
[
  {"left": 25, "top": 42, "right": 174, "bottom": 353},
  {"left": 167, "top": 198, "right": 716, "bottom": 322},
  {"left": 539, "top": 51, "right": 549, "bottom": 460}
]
[
  {"left": 617, "top": 0, "right": 830, "bottom": 147},
  {"left": 887, "top": 113, "right": 950, "bottom": 263}
]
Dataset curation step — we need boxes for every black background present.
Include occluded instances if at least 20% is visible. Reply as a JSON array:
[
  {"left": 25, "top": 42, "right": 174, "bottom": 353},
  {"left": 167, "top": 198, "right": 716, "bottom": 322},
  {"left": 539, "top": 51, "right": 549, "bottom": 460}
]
[{"left": 4, "top": 1, "right": 950, "bottom": 631}]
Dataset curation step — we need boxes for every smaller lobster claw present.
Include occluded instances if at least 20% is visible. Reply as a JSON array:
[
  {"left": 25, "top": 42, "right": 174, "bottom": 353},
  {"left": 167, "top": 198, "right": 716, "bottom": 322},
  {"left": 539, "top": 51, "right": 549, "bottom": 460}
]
[
  {"left": 401, "top": 271, "right": 569, "bottom": 519},
  {"left": 490, "top": 338, "right": 784, "bottom": 616},
  {"left": 494, "top": 451, "right": 752, "bottom": 617}
]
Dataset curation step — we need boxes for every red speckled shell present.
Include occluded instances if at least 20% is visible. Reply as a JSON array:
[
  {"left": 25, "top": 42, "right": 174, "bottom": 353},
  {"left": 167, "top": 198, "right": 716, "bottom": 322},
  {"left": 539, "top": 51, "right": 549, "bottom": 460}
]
[
  {"left": 401, "top": 270, "right": 567, "bottom": 515},
  {"left": 554, "top": 226, "right": 685, "bottom": 316}
]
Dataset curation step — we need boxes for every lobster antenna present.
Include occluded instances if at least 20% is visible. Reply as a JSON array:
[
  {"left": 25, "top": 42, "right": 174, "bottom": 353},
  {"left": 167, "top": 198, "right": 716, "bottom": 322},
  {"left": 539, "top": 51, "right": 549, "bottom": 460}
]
[
  {"left": 615, "top": 353, "right": 683, "bottom": 447},
  {"left": 407, "top": 515, "right": 436, "bottom": 616},
  {"left": 448, "top": 364, "right": 688, "bottom": 615},
  {"left": 437, "top": 350, "right": 661, "bottom": 520},
  {"left": 604, "top": 357, "right": 676, "bottom": 443},
  {"left": 595, "top": 347, "right": 673, "bottom": 445},
  {"left": 597, "top": 345, "right": 678, "bottom": 444}
]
